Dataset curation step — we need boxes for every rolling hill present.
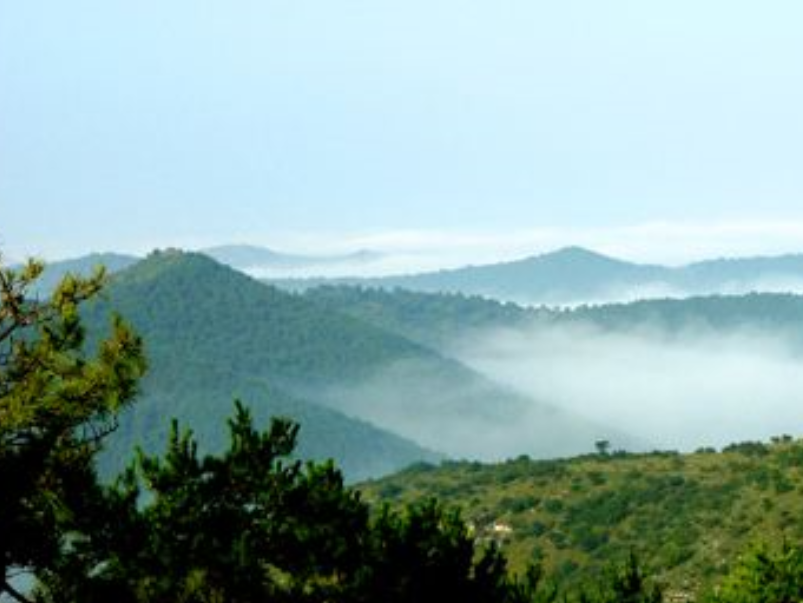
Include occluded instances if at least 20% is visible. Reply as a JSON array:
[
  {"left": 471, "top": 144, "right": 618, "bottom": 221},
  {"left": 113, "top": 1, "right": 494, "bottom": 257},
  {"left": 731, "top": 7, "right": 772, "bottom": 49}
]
[
  {"left": 85, "top": 250, "right": 626, "bottom": 479},
  {"left": 302, "top": 284, "right": 803, "bottom": 350},
  {"left": 26, "top": 252, "right": 140, "bottom": 297},
  {"left": 360, "top": 438, "right": 803, "bottom": 598},
  {"left": 300, "top": 285, "right": 803, "bottom": 453}
]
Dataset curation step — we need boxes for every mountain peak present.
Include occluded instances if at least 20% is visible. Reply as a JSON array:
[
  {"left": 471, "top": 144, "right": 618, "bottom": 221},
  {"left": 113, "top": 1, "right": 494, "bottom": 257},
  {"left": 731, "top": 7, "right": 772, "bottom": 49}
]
[
  {"left": 542, "top": 246, "right": 620, "bottom": 262},
  {"left": 114, "top": 248, "right": 245, "bottom": 288}
]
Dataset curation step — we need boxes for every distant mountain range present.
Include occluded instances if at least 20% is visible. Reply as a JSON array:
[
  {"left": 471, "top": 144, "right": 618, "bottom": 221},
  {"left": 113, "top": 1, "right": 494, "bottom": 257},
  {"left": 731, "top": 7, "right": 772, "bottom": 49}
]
[
  {"left": 30, "top": 245, "right": 803, "bottom": 305},
  {"left": 200, "top": 244, "right": 384, "bottom": 276},
  {"left": 272, "top": 246, "right": 803, "bottom": 305},
  {"left": 21, "top": 245, "right": 387, "bottom": 286}
]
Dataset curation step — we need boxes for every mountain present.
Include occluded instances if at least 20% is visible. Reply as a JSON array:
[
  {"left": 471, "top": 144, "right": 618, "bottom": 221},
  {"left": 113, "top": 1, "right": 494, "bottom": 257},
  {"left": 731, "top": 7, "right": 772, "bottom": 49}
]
[
  {"left": 303, "top": 285, "right": 534, "bottom": 350},
  {"left": 272, "top": 247, "right": 803, "bottom": 305},
  {"left": 565, "top": 291, "right": 803, "bottom": 338},
  {"left": 84, "top": 250, "right": 437, "bottom": 480},
  {"left": 361, "top": 437, "right": 803, "bottom": 597},
  {"left": 303, "top": 285, "right": 803, "bottom": 352},
  {"left": 301, "top": 285, "right": 803, "bottom": 452},
  {"left": 86, "top": 250, "right": 625, "bottom": 479},
  {"left": 27, "top": 252, "right": 140, "bottom": 297},
  {"left": 201, "top": 244, "right": 383, "bottom": 275},
  {"left": 679, "top": 254, "right": 803, "bottom": 292},
  {"left": 271, "top": 247, "right": 668, "bottom": 304}
]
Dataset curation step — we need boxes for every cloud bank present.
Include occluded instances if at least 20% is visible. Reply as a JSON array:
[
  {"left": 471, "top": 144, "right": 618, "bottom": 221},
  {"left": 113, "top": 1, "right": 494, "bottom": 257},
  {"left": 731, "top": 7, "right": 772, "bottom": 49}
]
[{"left": 453, "top": 321, "right": 803, "bottom": 452}]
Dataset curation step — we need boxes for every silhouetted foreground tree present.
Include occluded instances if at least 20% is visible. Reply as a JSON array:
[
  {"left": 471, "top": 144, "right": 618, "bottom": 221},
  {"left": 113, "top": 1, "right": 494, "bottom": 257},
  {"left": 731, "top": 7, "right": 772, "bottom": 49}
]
[
  {"left": 0, "top": 256, "right": 145, "bottom": 602},
  {"left": 38, "top": 403, "right": 558, "bottom": 602}
]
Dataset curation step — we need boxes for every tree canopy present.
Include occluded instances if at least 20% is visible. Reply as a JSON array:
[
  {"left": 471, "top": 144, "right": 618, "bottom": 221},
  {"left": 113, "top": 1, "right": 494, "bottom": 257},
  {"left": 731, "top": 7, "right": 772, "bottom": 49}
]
[{"left": 0, "top": 255, "right": 146, "bottom": 601}]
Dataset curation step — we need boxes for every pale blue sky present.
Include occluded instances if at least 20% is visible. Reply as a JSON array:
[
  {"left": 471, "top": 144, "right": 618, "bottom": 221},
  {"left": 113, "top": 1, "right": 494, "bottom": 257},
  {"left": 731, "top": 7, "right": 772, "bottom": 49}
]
[{"left": 2, "top": 1, "right": 803, "bottom": 261}]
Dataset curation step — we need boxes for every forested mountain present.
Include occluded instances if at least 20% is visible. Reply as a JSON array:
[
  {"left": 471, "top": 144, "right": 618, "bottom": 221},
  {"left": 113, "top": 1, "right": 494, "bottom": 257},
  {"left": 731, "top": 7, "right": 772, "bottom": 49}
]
[
  {"left": 303, "top": 284, "right": 803, "bottom": 347},
  {"left": 86, "top": 251, "right": 625, "bottom": 479},
  {"left": 361, "top": 437, "right": 803, "bottom": 599},
  {"left": 83, "top": 251, "right": 436, "bottom": 479},
  {"left": 566, "top": 292, "right": 803, "bottom": 337},
  {"left": 303, "top": 285, "right": 533, "bottom": 350},
  {"left": 27, "top": 252, "right": 139, "bottom": 297},
  {"left": 275, "top": 247, "right": 803, "bottom": 305}
]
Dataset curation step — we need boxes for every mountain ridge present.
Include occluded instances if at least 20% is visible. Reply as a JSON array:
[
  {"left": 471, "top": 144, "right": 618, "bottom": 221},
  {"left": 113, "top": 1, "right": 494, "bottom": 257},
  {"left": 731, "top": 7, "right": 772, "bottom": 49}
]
[
  {"left": 271, "top": 246, "right": 803, "bottom": 304},
  {"left": 86, "top": 250, "right": 629, "bottom": 478}
]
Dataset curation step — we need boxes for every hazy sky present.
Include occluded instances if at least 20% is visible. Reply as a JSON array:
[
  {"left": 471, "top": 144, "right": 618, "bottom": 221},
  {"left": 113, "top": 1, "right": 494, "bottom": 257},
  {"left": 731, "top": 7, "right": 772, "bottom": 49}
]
[{"left": 2, "top": 1, "right": 803, "bottom": 262}]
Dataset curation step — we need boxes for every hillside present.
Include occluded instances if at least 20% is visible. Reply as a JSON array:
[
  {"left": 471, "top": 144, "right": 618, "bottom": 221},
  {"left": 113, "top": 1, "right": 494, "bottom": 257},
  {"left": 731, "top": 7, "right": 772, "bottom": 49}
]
[
  {"left": 27, "top": 252, "right": 139, "bottom": 296},
  {"left": 566, "top": 292, "right": 803, "bottom": 339},
  {"left": 301, "top": 286, "right": 803, "bottom": 453},
  {"left": 361, "top": 438, "right": 803, "bottom": 598},
  {"left": 87, "top": 251, "right": 625, "bottom": 478},
  {"left": 303, "top": 284, "right": 803, "bottom": 349},
  {"left": 303, "top": 285, "right": 534, "bottom": 350},
  {"left": 275, "top": 247, "right": 803, "bottom": 305},
  {"left": 85, "top": 250, "right": 439, "bottom": 480}
]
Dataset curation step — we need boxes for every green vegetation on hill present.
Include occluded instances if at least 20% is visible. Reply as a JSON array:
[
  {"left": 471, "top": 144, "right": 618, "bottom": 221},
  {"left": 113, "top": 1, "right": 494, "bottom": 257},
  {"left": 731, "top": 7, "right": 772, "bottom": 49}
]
[
  {"left": 567, "top": 293, "right": 803, "bottom": 338},
  {"left": 361, "top": 438, "right": 803, "bottom": 598},
  {"left": 85, "top": 251, "right": 623, "bottom": 472},
  {"left": 26, "top": 252, "right": 139, "bottom": 297},
  {"left": 84, "top": 250, "right": 444, "bottom": 480},
  {"left": 304, "top": 284, "right": 803, "bottom": 350},
  {"left": 303, "top": 285, "right": 531, "bottom": 350}
]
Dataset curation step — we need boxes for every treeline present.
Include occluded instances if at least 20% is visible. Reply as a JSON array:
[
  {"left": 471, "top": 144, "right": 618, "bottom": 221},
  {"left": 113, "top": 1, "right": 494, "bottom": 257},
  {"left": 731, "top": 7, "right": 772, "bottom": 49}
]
[{"left": 2, "top": 257, "right": 803, "bottom": 602}]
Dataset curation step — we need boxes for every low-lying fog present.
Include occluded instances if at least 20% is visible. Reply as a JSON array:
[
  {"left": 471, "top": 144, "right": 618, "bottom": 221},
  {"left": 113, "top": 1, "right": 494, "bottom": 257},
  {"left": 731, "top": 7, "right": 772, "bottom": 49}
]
[
  {"left": 515, "top": 278, "right": 803, "bottom": 308},
  {"left": 452, "top": 322, "right": 803, "bottom": 452}
]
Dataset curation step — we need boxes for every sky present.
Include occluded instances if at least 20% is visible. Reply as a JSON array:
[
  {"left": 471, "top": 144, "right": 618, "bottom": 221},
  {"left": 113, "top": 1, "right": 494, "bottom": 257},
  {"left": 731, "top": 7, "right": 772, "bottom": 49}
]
[{"left": 2, "top": 1, "right": 803, "bottom": 264}]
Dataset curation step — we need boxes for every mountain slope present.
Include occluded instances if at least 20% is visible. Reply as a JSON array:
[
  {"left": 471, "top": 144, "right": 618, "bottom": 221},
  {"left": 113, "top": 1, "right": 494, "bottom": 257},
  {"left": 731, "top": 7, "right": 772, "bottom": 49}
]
[
  {"left": 86, "top": 250, "right": 439, "bottom": 480},
  {"left": 303, "top": 285, "right": 533, "bottom": 350},
  {"left": 29, "top": 252, "right": 139, "bottom": 296},
  {"left": 87, "top": 250, "right": 626, "bottom": 478},
  {"left": 361, "top": 438, "right": 803, "bottom": 597},
  {"left": 566, "top": 291, "right": 803, "bottom": 338},
  {"left": 301, "top": 285, "right": 803, "bottom": 452}
]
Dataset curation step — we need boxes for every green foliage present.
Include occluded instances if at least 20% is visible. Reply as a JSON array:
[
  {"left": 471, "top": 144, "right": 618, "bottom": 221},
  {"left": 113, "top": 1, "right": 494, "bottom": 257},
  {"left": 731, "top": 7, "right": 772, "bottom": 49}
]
[
  {"left": 708, "top": 543, "right": 803, "bottom": 603},
  {"left": 90, "top": 251, "right": 612, "bottom": 479},
  {"left": 577, "top": 553, "right": 662, "bottom": 603},
  {"left": 303, "top": 285, "right": 530, "bottom": 350},
  {"left": 362, "top": 439, "right": 803, "bottom": 596},
  {"left": 0, "top": 255, "right": 146, "bottom": 601},
  {"left": 85, "top": 251, "right": 443, "bottom": 480},
  {"left": 37, "top": 403, "right": 561, "bottom": 603}
]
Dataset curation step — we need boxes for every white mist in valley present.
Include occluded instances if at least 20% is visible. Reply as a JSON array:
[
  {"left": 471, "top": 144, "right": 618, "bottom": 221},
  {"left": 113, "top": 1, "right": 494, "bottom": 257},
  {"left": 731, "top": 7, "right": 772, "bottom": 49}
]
[
  {"left": 319, "top": 357, "right": 631, "bottom": 462},
  {"left": 452, "top": 322, "right": 803, "bottom": 452}
]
